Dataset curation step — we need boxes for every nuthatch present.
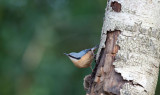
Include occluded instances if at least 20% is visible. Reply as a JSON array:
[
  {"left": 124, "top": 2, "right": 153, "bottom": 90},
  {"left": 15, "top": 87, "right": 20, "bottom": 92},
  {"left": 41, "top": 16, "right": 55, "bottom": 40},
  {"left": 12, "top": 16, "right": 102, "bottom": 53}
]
[{"left": 64, "top": 45, "right": 98, "bottom": 70}]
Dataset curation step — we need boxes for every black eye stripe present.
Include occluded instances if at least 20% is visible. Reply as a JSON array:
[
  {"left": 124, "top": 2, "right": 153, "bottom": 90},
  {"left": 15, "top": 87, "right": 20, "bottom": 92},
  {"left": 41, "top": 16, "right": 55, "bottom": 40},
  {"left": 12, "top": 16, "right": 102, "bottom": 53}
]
[{"left": 68, "top": 55, "right": 81, "bottom": 60}]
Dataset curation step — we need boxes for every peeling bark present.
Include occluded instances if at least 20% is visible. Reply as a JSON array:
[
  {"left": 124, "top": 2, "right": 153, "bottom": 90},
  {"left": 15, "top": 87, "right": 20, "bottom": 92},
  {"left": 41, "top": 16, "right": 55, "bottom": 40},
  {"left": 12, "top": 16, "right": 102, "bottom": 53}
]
[{"left": 84, "top": 0, "right": 160, "bottom": 95}]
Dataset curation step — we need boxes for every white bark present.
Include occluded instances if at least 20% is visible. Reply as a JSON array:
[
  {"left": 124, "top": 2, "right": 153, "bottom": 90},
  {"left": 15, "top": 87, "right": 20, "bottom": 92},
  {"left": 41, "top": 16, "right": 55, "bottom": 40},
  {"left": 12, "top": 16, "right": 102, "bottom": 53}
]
[{"left": 96, "top": 0, "right": 160, "bottom": 95}]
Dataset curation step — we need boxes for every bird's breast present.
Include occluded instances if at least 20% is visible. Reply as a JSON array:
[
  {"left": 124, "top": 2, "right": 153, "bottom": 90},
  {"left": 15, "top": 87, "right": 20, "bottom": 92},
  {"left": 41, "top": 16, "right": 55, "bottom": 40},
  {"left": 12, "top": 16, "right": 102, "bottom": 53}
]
[{"left": 73, "top": 51, "right": 94, "bottom": 68}]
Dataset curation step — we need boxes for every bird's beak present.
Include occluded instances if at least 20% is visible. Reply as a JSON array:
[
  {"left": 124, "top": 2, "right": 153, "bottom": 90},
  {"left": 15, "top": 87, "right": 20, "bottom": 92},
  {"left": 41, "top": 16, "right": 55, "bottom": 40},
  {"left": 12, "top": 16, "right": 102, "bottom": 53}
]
[{"left": 64, "top": 53, "right": 69, "bottom": 56}]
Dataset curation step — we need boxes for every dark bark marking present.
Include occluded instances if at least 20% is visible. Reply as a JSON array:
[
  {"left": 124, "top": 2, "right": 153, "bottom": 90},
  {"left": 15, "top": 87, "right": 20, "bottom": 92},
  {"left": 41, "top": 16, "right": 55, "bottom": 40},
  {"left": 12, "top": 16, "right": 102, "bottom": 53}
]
[
  {"left": 85, "top": 30, "right": 129, "bottom": 95},
  {"left": 102, "top": 31, "right": 125, "bottom": 95},
  {"left": 111, "top": 1, "right": 121, "bottom": 12}
]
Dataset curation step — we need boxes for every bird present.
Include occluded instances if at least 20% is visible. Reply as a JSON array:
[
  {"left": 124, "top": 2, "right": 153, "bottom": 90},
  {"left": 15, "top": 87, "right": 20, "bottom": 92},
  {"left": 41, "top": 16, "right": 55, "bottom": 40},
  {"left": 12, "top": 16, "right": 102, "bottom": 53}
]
[{"left": 64, "top": 45, "right": 98, "bottom": 70}]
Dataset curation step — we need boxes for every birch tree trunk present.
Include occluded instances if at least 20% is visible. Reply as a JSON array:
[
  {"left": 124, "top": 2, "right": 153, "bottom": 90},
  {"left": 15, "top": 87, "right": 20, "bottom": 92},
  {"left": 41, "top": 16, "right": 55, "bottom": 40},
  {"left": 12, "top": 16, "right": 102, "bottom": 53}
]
[{"left": 84, "top": 0, "right": 160, "bottom": 95}]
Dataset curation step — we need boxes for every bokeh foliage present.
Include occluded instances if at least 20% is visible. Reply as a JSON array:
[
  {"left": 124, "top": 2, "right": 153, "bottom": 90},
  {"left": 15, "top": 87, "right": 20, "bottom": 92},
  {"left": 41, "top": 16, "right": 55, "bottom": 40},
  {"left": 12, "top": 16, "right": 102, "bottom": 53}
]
[{"left": 0, "top": 0, "right": 159, "bottom": 95}]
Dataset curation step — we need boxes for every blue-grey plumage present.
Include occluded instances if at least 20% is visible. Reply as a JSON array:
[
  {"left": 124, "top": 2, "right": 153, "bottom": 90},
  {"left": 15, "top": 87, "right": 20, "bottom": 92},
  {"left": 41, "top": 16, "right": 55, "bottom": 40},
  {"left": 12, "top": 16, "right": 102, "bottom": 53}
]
[
  {"left": 67, "top": 49, "right": 90, "bottom": 59},
  {"left": 64, "top": 45, "right": 98, "bottom": 68}
]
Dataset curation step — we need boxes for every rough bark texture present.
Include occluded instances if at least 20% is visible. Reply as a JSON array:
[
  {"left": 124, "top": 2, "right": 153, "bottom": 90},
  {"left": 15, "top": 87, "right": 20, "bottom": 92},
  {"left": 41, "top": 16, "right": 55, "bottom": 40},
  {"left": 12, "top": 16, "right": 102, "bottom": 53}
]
[{"left": 84, "top": 0, "right": 160, "bottom": 95}]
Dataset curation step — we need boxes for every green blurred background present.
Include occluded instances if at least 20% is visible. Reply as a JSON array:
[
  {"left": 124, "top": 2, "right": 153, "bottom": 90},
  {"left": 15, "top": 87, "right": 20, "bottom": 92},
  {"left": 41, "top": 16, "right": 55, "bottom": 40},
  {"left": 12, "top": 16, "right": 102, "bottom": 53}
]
[{"left": 0, "top": 0, "right": 159, "bottom": 95}]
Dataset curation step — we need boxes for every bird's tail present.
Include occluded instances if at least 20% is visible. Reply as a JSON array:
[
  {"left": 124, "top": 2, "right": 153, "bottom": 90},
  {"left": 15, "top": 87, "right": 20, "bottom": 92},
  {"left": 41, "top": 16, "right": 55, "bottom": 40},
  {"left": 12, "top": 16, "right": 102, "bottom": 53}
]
[{"left": 91, "top": 44, "right": 99, "bottom": 51}]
